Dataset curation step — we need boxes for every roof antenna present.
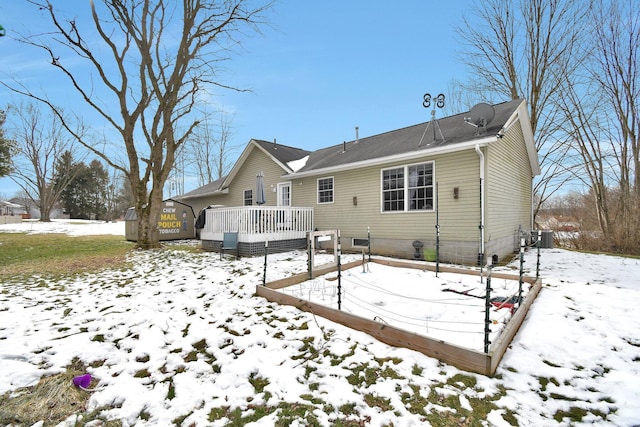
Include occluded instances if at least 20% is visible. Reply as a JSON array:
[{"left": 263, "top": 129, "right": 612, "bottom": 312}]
[
  {"left": 417, "top": 93, "right": 446, "bottom": 148},
  {"left": 464, "top": 103, "right": 495, "bottom": 135}
]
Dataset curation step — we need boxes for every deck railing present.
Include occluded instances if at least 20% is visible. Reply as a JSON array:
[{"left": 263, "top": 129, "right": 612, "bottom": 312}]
[{"left": 200, "top": 206, "right": 314, "bottom": 243}]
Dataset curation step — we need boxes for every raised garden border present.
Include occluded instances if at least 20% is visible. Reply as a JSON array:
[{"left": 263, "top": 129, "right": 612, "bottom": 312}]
[{"left": 256, "top": 258, "right": 542, "bottom": 376}]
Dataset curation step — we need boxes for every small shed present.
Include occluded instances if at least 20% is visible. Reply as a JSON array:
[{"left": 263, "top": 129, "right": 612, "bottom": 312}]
[{"left": 125, "top": 199, "right": 196, "bottom": 241}]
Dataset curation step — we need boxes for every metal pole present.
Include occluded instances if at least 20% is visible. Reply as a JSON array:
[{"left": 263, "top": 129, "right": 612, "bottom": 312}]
[
  {"left": 536, "top": 230, "right": 541, "bottom": 281},
  {"left": 367, "top": 226, "right": 371, "bottom": 263},
  {"left": 337, "top": 230, "right": 342, "bottom": 310},
  {"left": 307, "top": 233, "right": 312, "bottom": 280},
  {"left": 435, "top": 182, "right": 440, "bottom": 277},
  {"left": 484, "top": 265, "right": 493, "bottom": 353},
  {"left": 263, "top": 240, "right": 268, "bottom": 286},
  {"left": 518, "top": 237, "right": 525, "bottom": 310}
]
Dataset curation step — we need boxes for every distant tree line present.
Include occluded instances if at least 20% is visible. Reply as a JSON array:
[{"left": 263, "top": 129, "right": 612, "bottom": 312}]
[
  {"left": 540, "top": 187, "right": 640, "bottom": 256},
  {"left": 1, "top": 102, "right": 134, "bottom": 221}
]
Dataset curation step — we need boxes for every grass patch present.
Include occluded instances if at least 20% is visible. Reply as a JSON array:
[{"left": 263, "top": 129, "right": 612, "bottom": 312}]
[
  {"left": 363, "top": 393, "right": 393, "bottom": 411},
  {"left": 249, "top": 372, "right": 270, "bottom": 393},
  {"left": 554, "top": 406, "right": 588, "bottom": 423},
  {"left": 0, "top": 232, "right": 133, "bottom": 280},
  {"left": 346, "top": 361, "right": 404, "bottom": 387},
  {"left": 447, "top": 373, "right": 477, "bottom": 389},
  {"left": 399, "top": 375, "right": 512, "bottom": 426},
  {"left": 208, "top": 402, "right": 321, "bottom": 426},
  {"left": 0, "top": 358, "right": 95, "bottom": 426}
]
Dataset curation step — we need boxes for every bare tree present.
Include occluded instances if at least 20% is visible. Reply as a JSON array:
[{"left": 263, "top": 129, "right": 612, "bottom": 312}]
[
  {"left": 4, "top": 0, "right": 271, "bottom": 248},
  {"left": 567, "top": 0, "right": 639, "bottom": 252},
  {"left": 593, "top": 1, "right": 640, "bottom": 198},
  {"left": 538, "top": 0, "right": 640, "bottom": 254},
  {"left": 187, "top": 110, "right": 238, "bottom": 186},
  {"left": 555, "top": 74, "right": 614, "bottom": 238},
  {"left": 6, "top": 102, "right": 83, "bottom": 221},
  {"left": 456, "top": 0, "right": 588, "bottom": 216}
]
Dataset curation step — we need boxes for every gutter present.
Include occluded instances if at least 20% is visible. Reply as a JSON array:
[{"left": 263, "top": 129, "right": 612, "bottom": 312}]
[
  {"left": 475, "top": 144, "right": 485, "bottom": 264},
  {"left": 176, "top": 187, "right": 229, "bottom": 200}
]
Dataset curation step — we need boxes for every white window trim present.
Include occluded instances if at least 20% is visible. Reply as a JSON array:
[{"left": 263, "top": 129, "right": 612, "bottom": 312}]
[
  {"left": 243, "top": 189, "right": 253, "bottom": 206},
  {"left": 316, "top": 176, "right": 335, "bottom": 205},
  {"left": 277, "top": 181, "right": 292, "bottom": 206},
  {"left": 380, "top": 161, "right": 435, "bottom": 213}
]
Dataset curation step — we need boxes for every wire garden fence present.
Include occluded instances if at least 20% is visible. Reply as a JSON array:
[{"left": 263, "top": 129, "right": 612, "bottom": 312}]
[{"left": 257, "top": 230, "right": 542, "bottom": 376}]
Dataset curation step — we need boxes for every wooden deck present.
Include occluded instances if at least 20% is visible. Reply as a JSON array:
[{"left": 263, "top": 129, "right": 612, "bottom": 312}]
[{"left": 200, "top": 206, "right": 314, "bottom": 256}]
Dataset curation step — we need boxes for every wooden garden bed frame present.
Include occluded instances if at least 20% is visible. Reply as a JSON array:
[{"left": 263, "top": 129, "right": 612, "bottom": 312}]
[{"left": 255, "top": 257, "right": 542, "bottom": 376}]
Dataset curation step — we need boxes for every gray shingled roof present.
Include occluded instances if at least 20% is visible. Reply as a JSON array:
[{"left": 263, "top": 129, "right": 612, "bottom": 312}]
[
  {"left": 177, "top": 99, "right": 529, "bottom": 199},
  {"left": 178, "top": 175, "right": 226, "bottom": 199},
  {"left": 253, "top": 139, "right": 311, "bottom": 167},
  {"left": 295, "top": 98, "right": 523, "bottom": 174},
  {"left": 178, "top": 140, "right": 311, "bottom": 199}
]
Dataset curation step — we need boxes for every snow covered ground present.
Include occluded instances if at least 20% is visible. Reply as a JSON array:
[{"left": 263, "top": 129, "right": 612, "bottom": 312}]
[{"left": 1, "top": 219, "right": 640, "bottom": 426}]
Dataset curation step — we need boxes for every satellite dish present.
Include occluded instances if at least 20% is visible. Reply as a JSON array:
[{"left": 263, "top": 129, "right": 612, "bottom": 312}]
[{"left": 464, "top": 103, "right": 495, "bottom": 130}]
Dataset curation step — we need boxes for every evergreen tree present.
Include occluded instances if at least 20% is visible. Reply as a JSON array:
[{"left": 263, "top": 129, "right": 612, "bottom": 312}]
[
  {"left": 59, "top": 158, "right": 112, "bottom": 220},
  {"left": 0, "top": 109, "right": 14, "bottom": 178},
  {"left": 85, "top": 160, "right": 109, "bottom": 220},
  {"left": 55, "top": 151, "right": 84, "bottom": 217}
]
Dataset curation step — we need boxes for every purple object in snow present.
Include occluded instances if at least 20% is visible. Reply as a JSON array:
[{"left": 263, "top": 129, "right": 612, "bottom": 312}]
[{"left": 72, "top": 373, "right": 92, "bottom": 389}]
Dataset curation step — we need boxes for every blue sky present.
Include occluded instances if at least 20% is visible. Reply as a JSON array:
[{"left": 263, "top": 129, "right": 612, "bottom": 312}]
[{"left": 1, "top": 0, "right": 476, "bottom": 197}]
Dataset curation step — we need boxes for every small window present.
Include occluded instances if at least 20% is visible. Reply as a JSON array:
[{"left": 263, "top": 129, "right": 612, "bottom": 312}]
[
  {"left": 244, "top": 189, "right": 253, "bottom": 206},
  {"left": 317, "top": 177, "right": 334, "bottom": 204}
]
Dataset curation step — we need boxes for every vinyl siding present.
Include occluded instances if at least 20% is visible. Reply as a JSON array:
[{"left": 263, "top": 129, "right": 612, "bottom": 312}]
[
  {"left": 182, "top": 147, "right": 289, "bottom": 214},
  {"left": 225, "top": 148, "right": 287, "bottom": 206},
  {"left": 182, "top": 113, "right": 535, "bottom": 263},
  {"left": 292, "top": 150, "right": 481, "bottom": 243},
  {"left": 485, "top": 121, "right": 533, "bottom": 241}
]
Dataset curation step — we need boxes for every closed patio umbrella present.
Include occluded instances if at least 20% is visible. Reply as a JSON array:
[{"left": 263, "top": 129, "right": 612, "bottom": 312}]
[{"left": 256, "top": 172, "right": 266, "bottom": 205}]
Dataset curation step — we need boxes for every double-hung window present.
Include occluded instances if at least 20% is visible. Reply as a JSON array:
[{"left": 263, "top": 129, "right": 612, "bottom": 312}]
[
  {"left": 382, "top": 162, "right": 434, "bottom": 212},
  {"left": 244, "top": 189, "right": 253, "bottom": 206},
  {"left": 317, "top": 177, "right": 334, "bottom": 204},
  {"left": 408, "top": 163, "right": 433, "bottom": 210},
  {"left": 382, "top": 167, "right": 405, "bottom": 211}
]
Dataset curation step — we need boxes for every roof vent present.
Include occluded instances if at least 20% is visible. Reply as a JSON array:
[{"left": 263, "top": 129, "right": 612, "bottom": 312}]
[
  {"left": 273, "top": 138, "right": 277, "bottom": 149},
  {"left": 355, "top": 126, "right": 359, "bottom": 144}
]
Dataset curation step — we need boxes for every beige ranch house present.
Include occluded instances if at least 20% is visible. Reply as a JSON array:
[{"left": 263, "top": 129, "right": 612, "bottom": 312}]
[{"left": 177, "top": 98, "right": 540, "bottom": 264}]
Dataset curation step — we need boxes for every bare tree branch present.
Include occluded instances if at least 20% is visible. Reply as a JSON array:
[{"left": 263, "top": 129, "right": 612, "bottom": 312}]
[{"left": 4, "top": 0, "right": 272, "bottom": 248}]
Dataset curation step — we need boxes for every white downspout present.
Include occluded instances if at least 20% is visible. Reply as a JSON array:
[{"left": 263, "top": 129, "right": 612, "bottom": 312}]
[{"left": 475, "top": 144, "right": 485, "bottom": 264}]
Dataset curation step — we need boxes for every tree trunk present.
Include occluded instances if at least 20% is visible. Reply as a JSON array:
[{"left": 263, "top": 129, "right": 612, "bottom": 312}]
[{"left": 132, "top": 180, "right": 163, "bottom": 249}]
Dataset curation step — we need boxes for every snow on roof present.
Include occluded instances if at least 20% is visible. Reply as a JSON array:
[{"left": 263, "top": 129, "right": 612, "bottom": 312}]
[{"left": 287, "top": 155, "right": 309, "bottom": 172}]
